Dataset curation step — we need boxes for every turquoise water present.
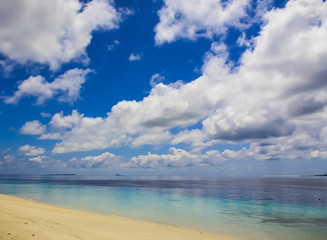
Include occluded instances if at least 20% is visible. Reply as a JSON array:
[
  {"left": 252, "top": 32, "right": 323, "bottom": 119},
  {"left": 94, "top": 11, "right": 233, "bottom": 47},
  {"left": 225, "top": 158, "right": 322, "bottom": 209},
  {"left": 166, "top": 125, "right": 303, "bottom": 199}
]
[{"left": 0, "top": 175, "right": 327, "bottom": 240}]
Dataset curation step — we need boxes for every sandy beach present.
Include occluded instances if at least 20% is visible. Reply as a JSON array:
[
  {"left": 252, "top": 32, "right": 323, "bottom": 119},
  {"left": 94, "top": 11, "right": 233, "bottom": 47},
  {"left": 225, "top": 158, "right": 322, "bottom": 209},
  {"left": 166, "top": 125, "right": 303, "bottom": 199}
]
[{"left": 0, "top": 194, "right": 239, "bottom": 240}]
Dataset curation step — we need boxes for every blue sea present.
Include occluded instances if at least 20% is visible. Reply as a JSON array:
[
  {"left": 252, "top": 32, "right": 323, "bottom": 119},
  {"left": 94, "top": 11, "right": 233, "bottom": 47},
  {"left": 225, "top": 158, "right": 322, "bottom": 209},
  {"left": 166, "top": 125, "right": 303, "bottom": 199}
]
[{"left": 0, "top": 175, "right": 327, "bottom": 240}]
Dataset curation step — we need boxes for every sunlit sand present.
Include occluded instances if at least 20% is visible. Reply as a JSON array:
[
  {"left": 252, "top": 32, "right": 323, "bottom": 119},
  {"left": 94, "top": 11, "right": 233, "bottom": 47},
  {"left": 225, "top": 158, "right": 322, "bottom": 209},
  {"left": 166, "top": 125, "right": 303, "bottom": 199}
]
[{"left": 0, "top": 194, "right": 239, "bottom": 240}]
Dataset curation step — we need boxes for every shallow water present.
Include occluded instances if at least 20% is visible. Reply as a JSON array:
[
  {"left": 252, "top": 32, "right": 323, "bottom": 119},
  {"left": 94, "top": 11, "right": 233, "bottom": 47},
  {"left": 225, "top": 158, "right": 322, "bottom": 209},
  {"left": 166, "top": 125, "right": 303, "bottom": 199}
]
[{"left": 0, "top": 175, "right": 326, "bottom": 240}]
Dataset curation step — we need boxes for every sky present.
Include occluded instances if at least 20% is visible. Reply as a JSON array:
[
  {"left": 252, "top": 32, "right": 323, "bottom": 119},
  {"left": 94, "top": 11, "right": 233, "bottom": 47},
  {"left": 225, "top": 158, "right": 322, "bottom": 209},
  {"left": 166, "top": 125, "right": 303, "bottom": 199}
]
[{"left": 0, "top": 0, "right": 327, "bottom": 176}]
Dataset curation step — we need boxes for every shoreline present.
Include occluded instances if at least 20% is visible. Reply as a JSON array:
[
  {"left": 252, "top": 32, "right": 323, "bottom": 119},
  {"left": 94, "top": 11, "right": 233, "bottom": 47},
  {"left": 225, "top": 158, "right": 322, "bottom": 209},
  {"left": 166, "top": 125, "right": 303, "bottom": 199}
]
[{"left": 0, "top": 193, "right": 240, "bottom": 240}]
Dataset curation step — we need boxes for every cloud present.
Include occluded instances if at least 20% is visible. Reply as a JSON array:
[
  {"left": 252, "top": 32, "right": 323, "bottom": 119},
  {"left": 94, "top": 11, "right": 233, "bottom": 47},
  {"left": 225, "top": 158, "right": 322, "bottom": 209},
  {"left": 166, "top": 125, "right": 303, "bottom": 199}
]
[
  {"left": 128, "top": 53, "right": 142, "bottom": 61},
  {"left": 49, "top": 74, "right": 225, "bottom": 153},
  {"left": 202, "top": 0, "right": 327, "bottom": 141},
  {"left": 125, "top": 148, "right": 197, "bottom": 168},
  {"left": 171, "top": 129, "right": 217, "bottom": 151},
  {"left": 19, "top": 144, "right": 46, "bottom": 156},
  {"left": 124, "top": 147, "right": 236, "bottom": 168},
  {"left": 203, "top": 115, "right": 295, "bottom": 141},
  {"left": 311, "top": 150, "right": 327, "bottom": 159},
  {"left": 40, "top": 112, "right": 51, "bottom": 118},
  {"left": 23, "top": 0, "right": 327, "bottom": 164},
  {"left": 0, "top": 59, "right": 16, "bottom": 75},
  {"left": 51, "top": 115, "right": 130, "bottom": 153},
  {"left": 131, "top": 131, "right": 171, "bottom": 148},
  {"left": 49, "top": 110, "right": 83, "bottom": 129},
  {"left": 68, "top": 152, "right": 120, "bottom": 168},
  {"left": 155, "top": 0, "right": 250, "bottom": 44},
  {"left": 150, "top": 73, "right": 165, "bottom": 87},
  {"left": 237, "top": 32, "right": 253, "bottom": 48},
  {"left": 0, "top": 0, "right": 122, "bottom": 69},
  {"left": 29, "top": 156, "right": 47, "bottom": 163},
  {"left": 107, "top": 40, "right": 120, "bottom": 51},
  {"left": 4, "top": 68, "right": 91, "bottom": 105},
  {"left": 20, "top": 120, "right": 46, "bottom": 135},
  {"left": 38, "top": 110, "right": 84, "bottom": 140},
  {"left": 0, "top": 155, "right": 15, "bottom": 166}
]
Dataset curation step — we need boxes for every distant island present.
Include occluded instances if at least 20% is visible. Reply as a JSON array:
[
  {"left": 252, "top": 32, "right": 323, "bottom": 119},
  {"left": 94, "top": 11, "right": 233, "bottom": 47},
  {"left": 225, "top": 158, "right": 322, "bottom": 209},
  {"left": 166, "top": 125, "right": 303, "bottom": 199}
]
[
  {"left": 115, "top": 174, "right": 123, "bottom": 176},
  {"left": 313, "top": 174, "right": 327, "bottom": 177},
  {"left": 49, "top": 174, "right": 76, "bottom": 176}
]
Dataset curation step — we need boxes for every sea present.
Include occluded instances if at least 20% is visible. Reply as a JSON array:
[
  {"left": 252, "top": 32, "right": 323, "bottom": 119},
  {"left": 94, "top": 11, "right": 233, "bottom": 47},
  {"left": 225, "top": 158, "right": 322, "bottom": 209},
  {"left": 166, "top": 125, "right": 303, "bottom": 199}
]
[{"left": 0, "top": 174, "right": 326, "bottom": 240}]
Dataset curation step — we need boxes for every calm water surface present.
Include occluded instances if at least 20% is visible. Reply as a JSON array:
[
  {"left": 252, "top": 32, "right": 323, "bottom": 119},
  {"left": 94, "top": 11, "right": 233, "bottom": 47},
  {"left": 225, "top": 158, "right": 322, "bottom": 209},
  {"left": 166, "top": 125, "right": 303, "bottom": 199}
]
[{"left": 0, "top": 175, "right": 326, "bottom": 240}]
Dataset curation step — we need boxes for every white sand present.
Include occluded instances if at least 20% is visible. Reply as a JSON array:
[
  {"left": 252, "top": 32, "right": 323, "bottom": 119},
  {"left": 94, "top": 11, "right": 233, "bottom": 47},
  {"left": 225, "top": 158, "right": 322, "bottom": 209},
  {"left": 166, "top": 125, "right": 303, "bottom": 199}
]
[{"left": 0, "top": 194, "right": 240, "bottom": 240}]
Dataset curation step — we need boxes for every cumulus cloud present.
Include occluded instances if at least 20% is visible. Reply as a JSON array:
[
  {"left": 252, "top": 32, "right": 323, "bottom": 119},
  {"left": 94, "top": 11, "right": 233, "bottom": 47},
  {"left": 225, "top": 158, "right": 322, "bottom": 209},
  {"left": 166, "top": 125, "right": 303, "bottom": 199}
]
[
  {"left": 125, "top": 148, "right": 197, "bottom": 168},
  {"left": 128, "top": 53, "right": 142, "bottom": 61},
  {"left": 155, "top": 0, "right": 250, "bottom": 44},
  {"left": 49, "top": 74, "right": 225, "bottom": 153},
  {"left": 19, "top": 144, "right": 45, "bottom": 156},
  {"left": 49, "top": 110, "right": 83, "bottom": 130},
  {"left": 39, "top": 110, "right": 83, "bottom": 140},
  {"left": 4, "top": 68, "right": 91, "bottom": 105},
  {"left": 237, "top": 32, "right": 253, "bottom": 48},
  {"left": 171, "top": 129, "right": 217, "bottom": 152},
  {"left": 51, "top": 115, "right": 130, "bottom": 153},
  {"left": 40, "top": 112, "right": 51, "bottom": 118},
  {"left": 0, "top": 155, "right": 15, "bottom": 166},
  {"left": 68, "top": 152, "right": 120, "bottom": 168},
  {"left": 124, "top": 147, "right": 238, "bottom": 168},
  {"left": 0, "top": 0, "right": 122, "bottom": 69},
  {"left": 150, "top": 73, "right": 165, "bottom": 87},
  {"left": 202, "top": 0, "right": 327, "bottom": 140},
  {"left": 23, "top": 110, "right": 81, "bottom": 140},
  {"left": 131, "top": 131, "right": 171, "bottom": 148},
  {"left": 0, "top": 59, "right": 16, "bottom": 75},
  {"left": 20, "top": 120, "right": 46, "bottom": 135},
  {"left": 23, "top": 0, "right": 327, "bottom": 164},
  {"left": 107, "top": 40, "right": 120, "bottom": 51},
  {"left": 29, "top": 156, "right": 47, "bottom": 164},
  {"left": 311, "top": 150, "right": 327, "bottom": 159}
]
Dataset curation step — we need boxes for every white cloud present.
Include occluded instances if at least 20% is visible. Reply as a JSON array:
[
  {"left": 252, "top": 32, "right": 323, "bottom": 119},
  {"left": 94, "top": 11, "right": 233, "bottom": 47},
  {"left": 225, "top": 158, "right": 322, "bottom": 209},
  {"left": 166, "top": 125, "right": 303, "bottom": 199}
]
[
  {"left": 20, "top": 120, "right": 46, "bottom": 135},
  {"left": 0, "top": 0, "right": 122, "bottom": 69},
  {"left": 131, "top": 131, "right": 171, "bottom": 148},
  {"left": 39, "top": 110, "right": 84, "bottom": 140},
  {"left": 50, "top": 75, "right": 225, "bottom": 153},
  {"left": 107, "top": 40, "right": 120, "bottom": 51},
  {"left": 68, "top": 152, "right": 120, "bottom": 168},
  {"left": 150, "top": 73, "right": 165, "bottom": 87},
  {"left": 0, "top": 59, "right": 16, "bottom": 74},
  {"left": 4, "top": 68, "right": 91, "bottom": 105},
  {"left": 4, "top": 75, "right": 52, "bottom": 104},
  {"left": 202, "top": 0, "right": 327, "bottom": 141},
  {"left": 19, "top": 144, "right": 46, "bottom": 156},
  {"left": 39, "top": 133, "right": 62, "bottom": 140},
  {"left": 40, "top": 112, "right": 51, "bottom": 118},
  {"left": 48, "top": 112, "right": 130, "bottom": 153},
  {"left": 23, "top": 0, "right": 327, "bottom": 164},
  {"left": 0, "top": 155, "right": 15, "bottom": 166},
  {"left": 171, "top": 129, "right": 217, "bottom": 151},
  {"left": 128, "top": 53, "right": 142, "bottom": 61},
  {"left": 125, "top": 148, "right": 197, "bottom": 168},
  {"left": 237, "top": 32, "right": 253, "bottom": 48},
  {"left": 124, "top": 147, "right": 236, "bottom": 168},
  {"left": 49, "top": 110, "right": 83, "bottom": 129},
  {"left": 29, "top": 156, "right": 46, "bottom": 163},
  {"left": 311, "top": 150, "right": 327, "bottom": 159},
  {"left": 155, "top": 0, "right": 249, "bottom": 44}
]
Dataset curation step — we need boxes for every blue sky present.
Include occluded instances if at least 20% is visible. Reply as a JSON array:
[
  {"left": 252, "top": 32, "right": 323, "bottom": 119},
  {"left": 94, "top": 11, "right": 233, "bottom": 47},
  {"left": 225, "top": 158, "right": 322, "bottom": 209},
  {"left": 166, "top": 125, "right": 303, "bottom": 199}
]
[{"left": 1, "top": 0, "right": 327, "bottom": 176}]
